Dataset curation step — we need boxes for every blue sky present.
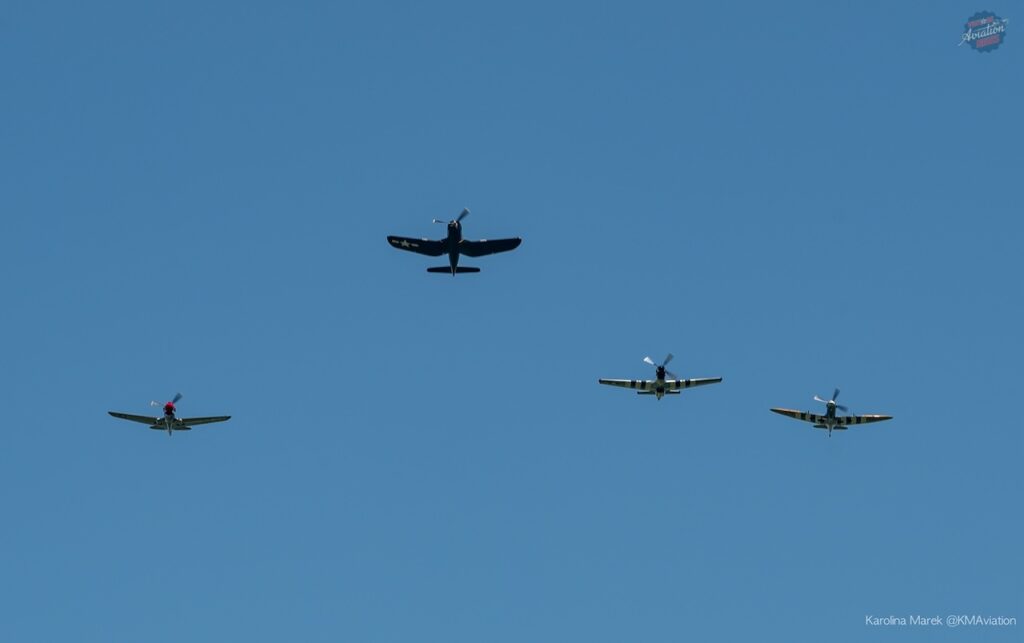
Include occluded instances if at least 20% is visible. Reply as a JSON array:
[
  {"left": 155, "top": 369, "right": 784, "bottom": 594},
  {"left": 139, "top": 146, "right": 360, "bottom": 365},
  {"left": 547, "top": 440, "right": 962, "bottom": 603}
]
[{"left": 1, "top": 1, "right": 1020, "bottom": 641}]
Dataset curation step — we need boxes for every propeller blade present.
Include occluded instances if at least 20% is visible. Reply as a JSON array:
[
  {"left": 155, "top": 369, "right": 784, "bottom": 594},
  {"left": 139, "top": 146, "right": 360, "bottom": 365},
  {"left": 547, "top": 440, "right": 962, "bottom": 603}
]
[
  {"left": 643, "top": 356, "right": 656, "bottom": 366},
  {"left": 457, "top": 208, "right": 470, "bottom": 222},
  {"left": 813, "top": 396, "right": 829, "bottom": 404},
  {"left": 172, "top": 392, "right": 183, "bottom": 404},
  {"left": 665, "top": 370, "right": 678, "bottom": 380},
  {"left": 832, "top": 388, "right": 840, "bottom": 402},
  {"left": 150, "top": 401, "right": 162, "bottom": 408},
  {"left": 663, "top": 353, "right": 674, "bottom": 366},
  {"left": 432, "top": 218, "right": 446, "bottom": 224},
  {"left": 836, "top": 404, "right": 849, "bottom": 412}
]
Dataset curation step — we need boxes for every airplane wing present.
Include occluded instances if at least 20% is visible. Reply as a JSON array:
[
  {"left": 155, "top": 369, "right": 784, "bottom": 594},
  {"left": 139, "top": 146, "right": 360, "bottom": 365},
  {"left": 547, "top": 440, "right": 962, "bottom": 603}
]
[
  {"left": 598, "top": 379, "right": 654, "bottom": 391},
  {"left": 109, "top": 411, "right": 160, "bottom": 425},
  {"left": 459, "top": 237, "right": 522, "bottom": 257},
  {"left": 836, "top": 414, "right": 893, "bottom": 426},
  {"left": 179, "top": 416, "right": 231, "bottom": 426},
  {"left": 387, "top": 236, "right": 445, "bottom": 256},
  {"left": 769, "top": 408, "right": 825, "bottom": 424},
  {"left": 666, "top": 377, "right": 722, "bottom": 390},
  {"left": 770, "top": 409, "right": 893, "bottom": 426}
]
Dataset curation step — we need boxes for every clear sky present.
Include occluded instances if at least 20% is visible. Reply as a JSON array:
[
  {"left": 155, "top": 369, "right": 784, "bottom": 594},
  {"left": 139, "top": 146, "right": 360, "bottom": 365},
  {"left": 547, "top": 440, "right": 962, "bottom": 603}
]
[{"left": 1, "top": 1, "right": 1021, "bottom": 641}]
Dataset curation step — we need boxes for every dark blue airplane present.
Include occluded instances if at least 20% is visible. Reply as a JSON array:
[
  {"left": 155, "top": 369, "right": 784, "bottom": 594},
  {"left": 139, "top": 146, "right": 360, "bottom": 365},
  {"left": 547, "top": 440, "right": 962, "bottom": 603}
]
[{"left": 387, "top": 208, "right": 521, "bottom": 275}]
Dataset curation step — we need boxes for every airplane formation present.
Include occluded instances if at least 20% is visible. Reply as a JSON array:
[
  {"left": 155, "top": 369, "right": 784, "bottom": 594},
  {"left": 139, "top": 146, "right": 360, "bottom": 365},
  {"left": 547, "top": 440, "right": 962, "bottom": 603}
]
[{"left": 108, "top": 208, "right": 893, "bottom": 437}]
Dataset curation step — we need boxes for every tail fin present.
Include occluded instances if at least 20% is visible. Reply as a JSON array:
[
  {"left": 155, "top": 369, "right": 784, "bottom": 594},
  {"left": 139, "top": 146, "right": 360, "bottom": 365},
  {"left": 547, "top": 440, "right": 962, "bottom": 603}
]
[{"left": 427, "top": 266, "right": 480, "bottom": 274}]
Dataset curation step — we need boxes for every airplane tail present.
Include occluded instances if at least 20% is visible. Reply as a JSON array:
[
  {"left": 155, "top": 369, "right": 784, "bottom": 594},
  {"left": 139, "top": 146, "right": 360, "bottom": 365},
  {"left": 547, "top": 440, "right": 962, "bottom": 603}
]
[
  {"left": 637, "top": 391, "right": 680, "bottom": 395},
  {"left": 427, "top": 266, "right": 480, "bottom": 274}
]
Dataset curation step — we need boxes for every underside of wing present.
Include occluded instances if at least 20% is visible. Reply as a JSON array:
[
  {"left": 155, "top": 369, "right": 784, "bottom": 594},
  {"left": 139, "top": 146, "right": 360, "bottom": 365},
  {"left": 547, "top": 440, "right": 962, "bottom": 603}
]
[
  {"left": 838, "top": 414, "right": 893, "bottom": 426},
  {"left": 179, "top": 416, "right": 231, "bottom": 426},
  {"left": 598, "top": 379, "right": 653, "bottom": 391},
  {"left": 387, "top": 236, "right": 445, "bottom": 256},
  {"left": 770, "top": 408, "right": 825, "bottom": 424},
  {"left": 109, "top": 411, "right": 160, "bottom": 426},
  {"left": 666, "top": 377, "right": 723, "bottom": 390},
  {"left": 459, "top": 237, "right": 522, "bottom": 257}
]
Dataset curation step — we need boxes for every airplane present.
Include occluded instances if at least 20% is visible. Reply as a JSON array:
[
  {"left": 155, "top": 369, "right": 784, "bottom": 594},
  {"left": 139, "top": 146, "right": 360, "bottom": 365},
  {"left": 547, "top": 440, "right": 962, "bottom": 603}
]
[
  {"left": 387, "top": 208, "right": 522, "bottom": 275},
  {"left": 770, "top": 388, "right": 892, "bottom": 437},
  {"left": 598, "top": 353, "right": 723, "bottom": 400},
  {"left": 108, "top": 393, "right": 231, "bottom": 436}
]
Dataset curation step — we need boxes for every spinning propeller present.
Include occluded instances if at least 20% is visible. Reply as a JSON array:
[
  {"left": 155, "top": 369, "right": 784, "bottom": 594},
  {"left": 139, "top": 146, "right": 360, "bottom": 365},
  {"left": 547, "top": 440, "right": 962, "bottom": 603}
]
[
  {"left": 433, "top": 208, "right": 470, "bottom": 225},
  {"left": 643, "top": 353, "right": 677, "bottom": 379},
  {"left": 150, "top": 392, "right": 183, "bottom": 411},
  {"left": 813, "top": 388, "right": 848, "bottom": 412}
]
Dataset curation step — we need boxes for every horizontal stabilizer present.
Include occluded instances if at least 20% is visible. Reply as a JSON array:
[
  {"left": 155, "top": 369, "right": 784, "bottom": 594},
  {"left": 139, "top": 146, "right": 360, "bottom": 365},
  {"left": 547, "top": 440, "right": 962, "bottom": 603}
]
[
  {"left": 427, "top": 266, "right": 480, "bottom": 274},
  {"left": 637, "top": 390, "right": 680, "bottom": 395}
]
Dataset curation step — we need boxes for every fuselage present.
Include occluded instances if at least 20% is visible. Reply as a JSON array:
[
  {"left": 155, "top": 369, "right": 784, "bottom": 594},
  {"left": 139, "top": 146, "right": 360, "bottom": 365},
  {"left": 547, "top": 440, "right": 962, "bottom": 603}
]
[
  {"left": 444, "top": 221, "right": 463, "bottom": 274},
  {"left": 653, "top": 365, "right": 667, "bottom": 399},
  {"left": 821, "top": 401, "right": 838, "bottom": 435},
  {"left": 162, "top": 403, "right": 176, "bottom": 435}
]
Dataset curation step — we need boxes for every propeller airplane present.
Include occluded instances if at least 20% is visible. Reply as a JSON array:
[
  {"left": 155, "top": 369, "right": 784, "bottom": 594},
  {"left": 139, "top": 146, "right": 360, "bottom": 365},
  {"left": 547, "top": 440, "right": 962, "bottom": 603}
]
[
  {"left": 598, "top": 353, "right": 723, "bottom": 400},
  {"left": 108, "top": 393, "right": 231, "bottom": 436},
  {"left": 387, "top": 208, "right": 522, "bottom": 275},
  {"left": 770, "top": 388, "right": 892, "bottom": 436}
]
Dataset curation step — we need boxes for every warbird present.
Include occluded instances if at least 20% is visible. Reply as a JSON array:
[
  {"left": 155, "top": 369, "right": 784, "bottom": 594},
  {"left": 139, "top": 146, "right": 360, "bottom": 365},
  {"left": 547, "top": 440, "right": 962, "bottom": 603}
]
[
  {"left": 108, "top": 393, "right": 231, "bottom": 436},
  {"left": 770, "top": 388, "right": 892, "bottom": 437},
  {"left": 387, "top": 208, "right": 522, "bottom": 275},
  {"left": 598, "top": 353, "right": 722, "bottom": 400}
]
